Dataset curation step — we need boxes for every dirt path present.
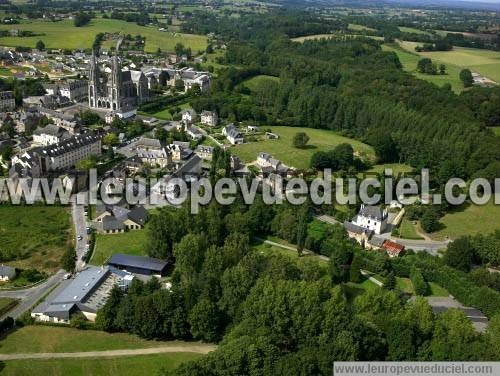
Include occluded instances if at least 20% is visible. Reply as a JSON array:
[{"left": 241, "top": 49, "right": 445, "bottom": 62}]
[{"left": 0, "top": 344, "right": 217, "bottom": 361}]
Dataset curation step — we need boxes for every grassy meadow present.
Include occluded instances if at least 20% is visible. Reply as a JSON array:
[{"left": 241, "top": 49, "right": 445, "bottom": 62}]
[
  {"left": 382, "top": 44, "right": 464, "bottom": 92},
  {"left": 431, "top": 200, "right": 500, "bottom": 240},
  {"left": 0, "top": 353, "right": 202, "bottom": 376},
  {"left": 242, "top": 74, "right": 280, "bottom": 92},
  {"left": 90, "top": 229, "right": 148, "bottom": 265},
  {"left": 398, "top": 41, "right": 500, "bottom": 83},
  {"left": 398, "top": 26, "right": 432, "bottom": 35},
  {"left": 232, "top": 126, "right": 375, "bottom": 169},
  {"left": 0, "top": 205, "right": 71, "bottom": 272},
  {"left": 0, "top": 297, "right": 18, "bottom": 316},
  {"left": 0, "top": 326, "right": 201, "bottom": 353},
  {"left": 0, "top": 18, "right": 207, "bottom": 53}
]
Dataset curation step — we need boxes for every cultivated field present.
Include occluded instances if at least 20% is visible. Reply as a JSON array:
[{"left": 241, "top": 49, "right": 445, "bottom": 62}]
[
  {"left": 0, "top": 353, "right": 202, "bottom": 376},
  {"left": 90, "top": 229, "right": 148, "bottom": 265},
  {"left": 0, "top": 205, "right": 71, "bottom": 272},
  {"left": 398, "top": 41, "right": 500, "bottom": 83},
  {"left": 382, "top": 44, "right": 464, "bottom": 93},
  {"left": 232, "top": 126, "right": 375, "bottom": 169},
  {"left": 431, "top": 201, "right": 500, "bottom": 240},
  {"left": 0, "top": 18, "right": 207, "bottom": 53}
]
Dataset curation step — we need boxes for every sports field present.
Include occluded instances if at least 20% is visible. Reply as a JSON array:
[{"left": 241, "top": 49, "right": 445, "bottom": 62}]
[
  {"left": 231, "top": 126, "right": 375, "bottom": 169},
  {"left": 382, "top": 44, "right": 464, "bottom": 93},
  {"left": 398, "top": 41, "right": 500, "bottom": 83},
  {"left": 0, "top": 18, "right": 207, "bottom": 53}
]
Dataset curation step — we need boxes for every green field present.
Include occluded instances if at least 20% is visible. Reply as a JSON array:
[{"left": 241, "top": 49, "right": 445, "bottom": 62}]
[
  {"left": 348, "top": 23, "right": 376, "bottom": 32},
  {"left": 0, "top": 326, "right": 200, "bottom": 353},
  {"left": 90, "top": 229, "right": 148, "bottom": 265},
  {"left": 0, "top": 18, "right": 207, "bottom": 53},
  {"left": 429, "top": 282, "right": 449, "bottom": 297},
  {"left": 490, "top": 127, "right": 500, "bottom": 136},
  {"left": 398, "top": 26, "right": 431, "bottom": 35},
  {"left": 364, "top": 163, "right": 414, "bottom": 176},
  {"left": 242, "top": 75, "right": 280, "bottom": 92},
  {"left": 397, "top": 218, "right": 423, "bottom": 240},
  {"left": 398, "top": 41, "right": 500, "bottom": 83},
  {"left": 0, "top": 205, "right": 71, "bottom": 272},
  {"left": 232, "top": 126, "right": 375, "bottom": 169},
  {"left": 382, "top": 44, "right": 464, "bottom": 93},
  {"left": 0, "top": 353, "right": 202, "bottom": 376},
  {"left": 151, "top": 102, "right": 191, "bottom": 120},
  {"left": 431, "top": 201, "right": 500, "bottom": 240}
]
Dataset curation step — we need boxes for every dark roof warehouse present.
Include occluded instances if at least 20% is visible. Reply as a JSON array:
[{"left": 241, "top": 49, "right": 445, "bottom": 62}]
[{"left": 107, "top": 253, "right": 169, "bottom": 276}]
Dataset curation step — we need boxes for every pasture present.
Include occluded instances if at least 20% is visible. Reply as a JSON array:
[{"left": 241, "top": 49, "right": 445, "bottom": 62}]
[
  {"left": 90, "top": 229, "right": 148, "bottom": 265},
  {"left": 431, "top": 201, "right": 500, "bottom": 240},
  {"left": 0, "top": 205, "right": 71, "bottom": 273},
  {"left": 382, "top": 44, "right": 464, "bottom": 93},
  {"left": 398, "top": 26, "right": 431, "bottom": 35},
  {"left": 232, "top": 126, "right": 375, "bottom": 169},
  {"left": 0, "top": 18, "right": 207, "bottom": 53},
  {"left": 242, "top": 74, "right": 280, "bottom": 91},
  {"left": 398, "top": 41, "right": 500, "bottom": 83}
]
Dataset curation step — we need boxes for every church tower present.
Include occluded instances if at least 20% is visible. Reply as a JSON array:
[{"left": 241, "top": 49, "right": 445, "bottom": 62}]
[
  {"left": 110, "top": 54, "right": 122, "bottom": 111},
  {"left": 88, "top": 51, "right": 99, "bottom": 108}
]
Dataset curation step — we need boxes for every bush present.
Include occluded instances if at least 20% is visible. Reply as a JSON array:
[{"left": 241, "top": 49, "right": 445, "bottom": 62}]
[{"left": 410, "top": 266, "right": 429, "bottom": 296}]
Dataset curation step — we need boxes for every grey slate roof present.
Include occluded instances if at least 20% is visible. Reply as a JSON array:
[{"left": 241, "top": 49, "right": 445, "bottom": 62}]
[
  {"left": 359, "top": 205, "right": 386, "bottom": 221},
  {"left": 107, "top": 253, "right": 168, "bottom": 273},
  {"left": 102, "top": 216, "right": 126, "bottom": 231},
  {"left": 368, "top": 236, "right": 385, "bottom": 247},
  {"left": 344, "top": 220, "right": 373, "bottom": 236}
]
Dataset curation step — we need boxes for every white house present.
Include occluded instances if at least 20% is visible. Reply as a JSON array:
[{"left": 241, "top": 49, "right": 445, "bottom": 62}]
[
  {"left": 0, "top": 265, "right": 16, "bottom": 281},
  {"left": 351, "top": 204, "right": 388, "bottom": 235},
  {"left": 181, "top": 108, "right": 197, "bottom": 124},
  {"left": 200, "top": 111, "right": 218, "bottom": 127},
  {"left": 222, "top": 123, "right": 244, "bottom": 145},
  {"left": 32, "top": 124, "right": 70, "bottom": 146}
]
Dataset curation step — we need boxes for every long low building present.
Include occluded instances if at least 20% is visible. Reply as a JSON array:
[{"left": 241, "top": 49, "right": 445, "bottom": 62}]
[
  {"left": 107, "top": 253, "right": 169, "bottom": 277},
  {"left": 31, "top": 266, "right": 133, "bottom": 324}
]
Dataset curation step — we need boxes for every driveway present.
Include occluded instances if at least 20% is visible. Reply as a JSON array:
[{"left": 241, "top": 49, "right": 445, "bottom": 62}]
[
  {"left": 0, "top": 344, "right": 217, "bottom": 361},
  {"left": 0, "top": 270, "right": 65, "bottom": 319}
]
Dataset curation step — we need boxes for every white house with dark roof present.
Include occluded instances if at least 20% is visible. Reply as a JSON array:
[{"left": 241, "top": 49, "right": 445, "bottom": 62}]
[
  {"left": 223, "top": 123, "right": 244, "bottom": 145},
  {"left": 350, "top": 204, "right": 388, "bottom": 235},
  {"left": 0, "top": 265, "right": 16, "bottom": 281},
  {"left": 181, "top": 108, "right": 197, "bottom": 124},
  {"left": 32, "top": 124, "right": 70, "bottom": 146}
]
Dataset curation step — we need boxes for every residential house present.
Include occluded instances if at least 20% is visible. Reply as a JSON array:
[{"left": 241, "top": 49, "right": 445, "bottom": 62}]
[
  {"left": 32, "top": 124, "right": 70, "bottom": 146},
  {"left": 0, "top": 265, "right": 16, "bottom": 281},
  {"left": 195, "top": 145, "right": 214, "bottom": 160},
  {"left": 186, "top": 125, "right": 203, "bottom": 141},
  {"left": 223, "top": 123, "right": 244, "bottom": 145},
  {"left": 200, "top": 111, "right": 218, "bottom": 127},
  {"left": 38, "top": 108, "right": 80, "bottom": 134},
  {"left": 0, "top": 91, "right": 15, "bottom": 112},
  {"left": 182, "top": 108, "right": 197, "bottom": 124},
  {"left": 382, "top": 240, "right": 405, "bottom": 258},
  {"left": 350, "top": 204, "right": 388, "bottom": 235},
  {"left": 95, "top": 205, "right": 149, "bottom": 234}
]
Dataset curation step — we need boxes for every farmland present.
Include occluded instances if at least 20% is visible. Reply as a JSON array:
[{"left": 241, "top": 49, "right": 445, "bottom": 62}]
[
  {"left": 232, "top": 126, "right": 375, "bottom": 169},
  {"left": 397, "top": 41, "right": 500, "bottom": 83},
  {"left": 0, "top": 205, "right": 71, "bottom": 273},
  {"left": 0, "top": 18, "right": 207, "bottom": 53}
]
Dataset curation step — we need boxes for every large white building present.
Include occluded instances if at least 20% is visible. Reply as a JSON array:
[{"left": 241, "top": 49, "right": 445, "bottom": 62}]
[
  {"left": 11, "top": 132, "right": 102, "bottom": 177},
  {"left": 350, "top": 204, "right": 388, "bottom": 235}
]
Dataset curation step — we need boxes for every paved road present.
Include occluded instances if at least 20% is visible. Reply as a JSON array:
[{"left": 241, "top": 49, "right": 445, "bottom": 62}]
[
  {"left": 0, "top": 270, "right": 65, "bottom": 319},
  {"left": 0, "top": 344, "right": 217, "bottom": 361},
  {"left": 71, "top": 198, "right": 88, "bottom": 271}
]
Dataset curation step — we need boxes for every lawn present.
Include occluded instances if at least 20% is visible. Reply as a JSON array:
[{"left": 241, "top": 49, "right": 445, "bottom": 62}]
[
  {"left": 0, "top": 353, "right": 202, "bottom": 376},
  {"left": 431, "top": 201, "right": 500, "bottom": 240},
  {"left": 0, "top": 326, "right": 199, "bottom": 353},
  {"left": 0, "top": 297, "right": 18, "bottom": 317},
  {"left": 232, "top": 126, "right": 375, "bottom": 169},
  {"left": 0, "top": 205, "right": 71, "bottom": 273},
  {"left": 490, "top": 127, "right": 500, "bottom": 136},
  {"left": 397, "top": 218, "right": 423, "bottom": 240},
  {"left": 429, "top": 282, "right": 449, "bottom": 297},
  {"left": 90, "top": 229, "right": 148, "bottom": 265},
  {"left": 382, "top": 44, "right": 464, "bottom": 93},
  {"left": 397, "top": 41, "right": 500, "bottom": 83},
  {"left": 396, "top": 277, "right": 414, "bottom": 294},
  {"left": 242, "top": 75, "right": 280, "bottom": 92},
  {"left": 363, "top": 163, "right": 414, "bottom": 176},
  {"left": 151, "top": 101, "right": 191, "bottom": 120},
  {"left": 0, "top": 18, "right": 207, "bottom": 53}
]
